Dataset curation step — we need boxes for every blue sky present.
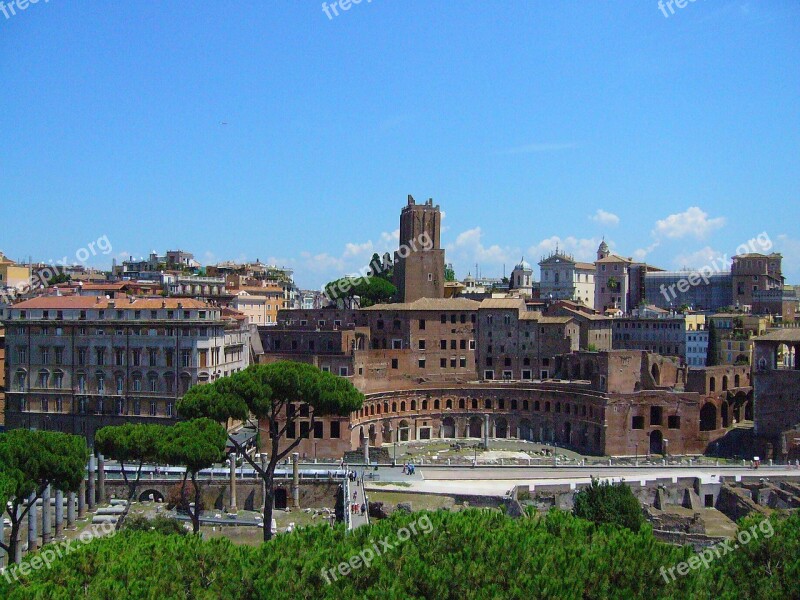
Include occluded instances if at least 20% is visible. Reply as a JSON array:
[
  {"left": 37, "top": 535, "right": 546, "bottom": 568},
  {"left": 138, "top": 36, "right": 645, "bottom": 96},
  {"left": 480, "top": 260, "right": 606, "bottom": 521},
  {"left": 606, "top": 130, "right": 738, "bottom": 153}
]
[{"left": 1, "top": 1, "right": 798, "bottom": 290}]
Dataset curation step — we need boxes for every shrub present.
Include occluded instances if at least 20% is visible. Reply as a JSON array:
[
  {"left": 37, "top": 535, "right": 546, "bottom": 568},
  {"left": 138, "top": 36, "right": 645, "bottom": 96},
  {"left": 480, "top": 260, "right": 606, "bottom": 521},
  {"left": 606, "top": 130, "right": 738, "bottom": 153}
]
[{"left": 573, "top": 477, "right": 645, "bottom": 532}]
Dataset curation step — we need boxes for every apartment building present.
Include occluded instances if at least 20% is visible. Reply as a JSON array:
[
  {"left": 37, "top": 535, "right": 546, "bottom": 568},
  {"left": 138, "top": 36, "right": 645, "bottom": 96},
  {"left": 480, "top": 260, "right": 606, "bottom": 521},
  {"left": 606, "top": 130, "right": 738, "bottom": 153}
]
[{"left": 3, "top": 296, "right": 250, "bottom": 442}]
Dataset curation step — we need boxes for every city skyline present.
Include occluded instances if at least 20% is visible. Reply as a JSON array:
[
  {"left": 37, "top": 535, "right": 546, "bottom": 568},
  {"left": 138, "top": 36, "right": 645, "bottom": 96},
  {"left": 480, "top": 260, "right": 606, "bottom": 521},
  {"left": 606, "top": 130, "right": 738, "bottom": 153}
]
[{"left": 2, "top": 2, "right": 798, "bottom": 289}]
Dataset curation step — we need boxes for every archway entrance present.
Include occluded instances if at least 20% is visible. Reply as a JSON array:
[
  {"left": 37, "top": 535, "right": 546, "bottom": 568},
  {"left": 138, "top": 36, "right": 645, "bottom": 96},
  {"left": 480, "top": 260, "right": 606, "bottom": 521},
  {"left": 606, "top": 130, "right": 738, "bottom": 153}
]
[
  {"left": 519, "top": 419, "right": 533, "bottom": 441},
  {"left": 468, "top": 416, "right": 483, "bottom": 438},
  {"left": 442, "top": 417, "right": 456, "bottom": 438},
  {"left": 495, "top": 417, "right": 508, "bottom": 439},
  {"left": 398, "top": 420, "right": 411, "bottom": 442},
  {"left": 649, "top": 430, "right": 663, "bottom": 455},
  {"left": 700, "top": 403, "right": 717, "bottom": 431}
]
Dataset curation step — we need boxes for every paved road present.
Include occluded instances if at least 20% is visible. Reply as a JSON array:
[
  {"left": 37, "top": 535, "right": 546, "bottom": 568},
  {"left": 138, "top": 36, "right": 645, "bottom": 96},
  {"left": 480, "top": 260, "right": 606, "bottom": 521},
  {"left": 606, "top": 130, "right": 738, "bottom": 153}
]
[
  {"left": 349, "top": 476, "right": 369, "bottom": 529},
  {"left": 365, "top": 465, "right": 800, "bottom": 496}
]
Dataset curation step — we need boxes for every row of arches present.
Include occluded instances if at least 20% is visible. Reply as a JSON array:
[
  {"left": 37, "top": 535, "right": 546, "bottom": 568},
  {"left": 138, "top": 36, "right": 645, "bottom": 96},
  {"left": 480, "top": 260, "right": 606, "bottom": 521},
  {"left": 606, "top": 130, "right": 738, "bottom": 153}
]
[
  {"left": 699, "top": 398, "right": 753, "bottom": 431},
  {"left": 359, "top": 415, "right": 604, "bottom": 453},
  {"left": 708, "top": 373, "right": 748, "bottom": 393},
  {"left": 355, "top": 396, "right": 601, "bottom": 422}
]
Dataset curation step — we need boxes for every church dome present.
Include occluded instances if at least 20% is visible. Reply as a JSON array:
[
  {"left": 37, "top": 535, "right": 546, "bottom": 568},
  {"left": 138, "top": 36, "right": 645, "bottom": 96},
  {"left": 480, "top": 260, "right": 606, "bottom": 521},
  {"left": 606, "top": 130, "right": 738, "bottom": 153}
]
[{"left": 514, "top": 258, "right": 532, "bottom": 271}]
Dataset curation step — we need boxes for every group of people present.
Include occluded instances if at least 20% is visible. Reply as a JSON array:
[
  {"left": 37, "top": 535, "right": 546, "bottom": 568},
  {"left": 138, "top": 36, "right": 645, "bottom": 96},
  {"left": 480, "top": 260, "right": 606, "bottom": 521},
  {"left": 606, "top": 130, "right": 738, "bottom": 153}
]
[
  {"left": 350, "top": 502, "right": 367, "bottom": 515},
  {"left": 351, "top": 488, "right": 366, "bottom": 515},
  {"left": 402, "top": 463, "right": 416, "bottom": 475}
]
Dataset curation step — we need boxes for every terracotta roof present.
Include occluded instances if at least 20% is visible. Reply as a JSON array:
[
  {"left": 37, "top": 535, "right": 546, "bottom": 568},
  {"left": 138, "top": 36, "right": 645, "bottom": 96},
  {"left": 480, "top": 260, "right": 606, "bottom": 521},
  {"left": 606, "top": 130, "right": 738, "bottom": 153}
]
[
  {"left": 575, "top": 262, "right": 596, "bottom": 270},
  {"left": 537, "top": 316, "right": 575, "bottom": 324},
  {"left": 12, "top": 296, "right": 213, "bottom": 310},
  {"left": 360, "top": 298, "right": 481, "bottom": 311},
  {"left": 478, "top": 298, "right": 526, "bottom": 309},
  {"left": 596, "top": 254, "right": 632, "bottom": 264}
]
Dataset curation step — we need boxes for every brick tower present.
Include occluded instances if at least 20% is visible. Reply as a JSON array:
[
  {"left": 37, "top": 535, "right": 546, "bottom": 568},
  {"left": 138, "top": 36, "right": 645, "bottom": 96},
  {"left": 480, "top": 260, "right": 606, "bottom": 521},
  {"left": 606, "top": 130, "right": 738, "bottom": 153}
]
[{"left": 394, "top": 195, "right": 445, "bottom": 302}]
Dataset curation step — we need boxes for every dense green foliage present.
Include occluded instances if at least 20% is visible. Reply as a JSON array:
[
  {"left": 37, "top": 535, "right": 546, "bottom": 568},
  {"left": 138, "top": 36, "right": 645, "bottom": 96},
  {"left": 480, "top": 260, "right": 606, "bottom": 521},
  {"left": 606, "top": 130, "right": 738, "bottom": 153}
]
[
  {"left": 0, "top": 430, "right": 89, "bottom": 562},
  {"left": 158, "top": 418, "right": 227, "bottom": 533},
  {"left": 178, "top": 362, "right": 364, "bottom": 540},
  {"left": 1, "top": 509, "right": 797, "bottom": 599},
  {"left": 573, "top": 478, "right": 645, "bottom": 532},
  {"left": 95, "top": 423, "right": 165, "bottom": 499},
  {"left": 323, "top": 275, "right": 396, "bottom": 307}
]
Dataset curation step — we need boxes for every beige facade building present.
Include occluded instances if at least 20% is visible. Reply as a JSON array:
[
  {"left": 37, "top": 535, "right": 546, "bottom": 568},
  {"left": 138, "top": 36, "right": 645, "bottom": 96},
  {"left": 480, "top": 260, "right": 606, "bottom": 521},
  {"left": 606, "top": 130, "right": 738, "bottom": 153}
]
[
  {"left": 3, "top": 296, "right": 250, "bottom": 442},
  {"left": 538, "top": 251, "right": 595, "bottom": 307}
]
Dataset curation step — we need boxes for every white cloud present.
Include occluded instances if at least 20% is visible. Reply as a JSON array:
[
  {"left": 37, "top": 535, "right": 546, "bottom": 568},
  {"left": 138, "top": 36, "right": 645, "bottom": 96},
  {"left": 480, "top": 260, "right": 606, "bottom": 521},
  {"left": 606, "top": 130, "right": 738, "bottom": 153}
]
[
  {"left": 447, "top": 227, "right": 517, "bottom": 266},
  {"left": 652, "top": 207, "right": 726, "bottom": 240},
  {"left": 671, "top": 246, "right": 729, "bottom": 270},
  {"left": 527, "top": 236, "right": 602, "bottom": 263},
  {"left": 589, "top": 209, "right": 620, "bottom": 227}
]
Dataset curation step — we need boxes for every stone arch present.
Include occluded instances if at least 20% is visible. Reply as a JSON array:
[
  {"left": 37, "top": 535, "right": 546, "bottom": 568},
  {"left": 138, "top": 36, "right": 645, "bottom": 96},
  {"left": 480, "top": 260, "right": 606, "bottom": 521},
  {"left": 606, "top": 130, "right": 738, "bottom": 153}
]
[
  {"left": 442, "top": 416, "right": 456, "bottom": 438},
  {"left": 721, "top": 402, "right": 729, "bottom": 428},
  {"left": 649, "top": 430, "right": 663, "bottom": 455},
  {"left": 495, "top": 417, "right": 508, "bottom": 439},
  {"left": 411, "top": 400, "right": 417, "bottom": 411},
  {"left": 138, "top": 489, "right": 165, "bottom": 503},
  {"left": 519, "top": 418, "right": 533, "bottom": 441},
  {"left": 722, "top": 376, "right": 728, "bottom": 391},
  {"left": 700, "top": 402, "right": 717, "bottom": 431},
  {"left": 468, "top": 416, "right": 483, "bottom": 438},
  {"left": 651, "top": 363, "right": 660, "bottom": 385},
  {"left": 398, "top": 420, "right": 411, "bottom": 442},
  {"left": 446, "top": 398, "right": 453, "bottom": 409},
  {"left": 484, "top": 399, "right": 492, "bottom": 410},
  {"left": 563, "top": 422, "right": 572, "bottom": 445},
  {"left": 709, "top": 377, "right": 716, "bottom": 392}
]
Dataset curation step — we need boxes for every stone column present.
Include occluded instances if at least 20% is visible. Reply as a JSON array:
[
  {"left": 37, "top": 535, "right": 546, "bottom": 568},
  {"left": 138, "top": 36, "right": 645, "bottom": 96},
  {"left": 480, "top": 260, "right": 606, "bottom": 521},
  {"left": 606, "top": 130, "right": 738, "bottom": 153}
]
[
  {"left": 362, "top": 431, "right": 370, "bottom": 465},
  {"left": 292, "top": 452, "right": 300, "bottom": 509},
  {"left": 228, "top": 453, "right": 238, "bottom": 512},
  {"left": 55, "top": 489, "right": 64, "bottom": 538},
  {"left": 87, "top": 456, "right": 96, "bottom": 511},
  {"left": 97, "top": 453, "right": 106, "bottom": 505},
  {"left": 78, "top": 480, "right": 87, "bottom": 518},
  {"left": 483, "top": 414, "right": 489, "bottom": 449},
  {"left": 41, "top": 485, "right": 52, "bottom": 545},
  {"left": 27, "top": 492, "right": 38, "bottom": 552},
  {"left": 67, "top": 491, "right": 77, "bottom": 529}
]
